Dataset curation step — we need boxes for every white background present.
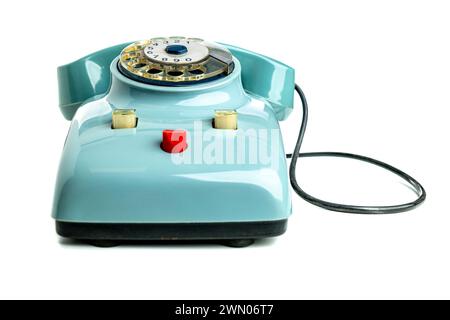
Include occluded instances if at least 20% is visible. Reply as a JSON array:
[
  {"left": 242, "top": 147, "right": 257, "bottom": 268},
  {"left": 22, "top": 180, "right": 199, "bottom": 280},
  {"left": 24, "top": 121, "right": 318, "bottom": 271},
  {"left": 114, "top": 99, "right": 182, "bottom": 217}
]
[{"left": 0, "top": 0, "right": 448, "bottom": 299}]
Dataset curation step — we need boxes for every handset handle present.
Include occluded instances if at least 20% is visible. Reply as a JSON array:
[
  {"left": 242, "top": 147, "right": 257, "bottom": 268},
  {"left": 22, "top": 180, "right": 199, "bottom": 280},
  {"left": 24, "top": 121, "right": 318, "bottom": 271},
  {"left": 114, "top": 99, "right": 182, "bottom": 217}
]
[
  {"left": 57, "top": 42, "right": 131, "bottom": 120},
  {"left": 57, "top": 42, "right": 295, "bottom": 121},
  {"left": 225, "top": 44, "right": 295, "bottom": 120}
]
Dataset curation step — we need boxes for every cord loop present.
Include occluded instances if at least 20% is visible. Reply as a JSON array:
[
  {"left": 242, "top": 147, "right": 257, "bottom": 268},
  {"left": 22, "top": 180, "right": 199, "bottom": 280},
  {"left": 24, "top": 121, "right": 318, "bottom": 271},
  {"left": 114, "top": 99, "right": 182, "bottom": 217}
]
[{"left": 288, "top": 84, "right": 426, "bottom": 214}]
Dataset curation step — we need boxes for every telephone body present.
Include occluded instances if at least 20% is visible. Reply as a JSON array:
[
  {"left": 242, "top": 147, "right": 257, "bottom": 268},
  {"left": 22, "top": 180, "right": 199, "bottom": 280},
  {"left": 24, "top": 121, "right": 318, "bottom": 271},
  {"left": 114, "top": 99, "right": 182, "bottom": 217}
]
[{"left": 52, "top": 37, "right": 295, "bottom": 246}]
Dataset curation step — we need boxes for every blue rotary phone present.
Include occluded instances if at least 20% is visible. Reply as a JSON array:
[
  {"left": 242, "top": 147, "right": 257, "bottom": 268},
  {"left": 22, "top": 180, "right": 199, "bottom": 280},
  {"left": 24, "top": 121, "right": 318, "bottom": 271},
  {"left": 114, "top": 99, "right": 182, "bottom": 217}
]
[{"left": 52, "top": 37, "right": 426, "bottom": 247}]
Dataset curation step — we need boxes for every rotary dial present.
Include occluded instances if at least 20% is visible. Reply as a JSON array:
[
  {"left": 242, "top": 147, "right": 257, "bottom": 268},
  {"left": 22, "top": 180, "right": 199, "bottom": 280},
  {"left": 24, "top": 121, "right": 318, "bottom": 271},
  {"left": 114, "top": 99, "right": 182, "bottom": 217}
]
[{"left": 119, "top": 37, "right": 234, "bottom": 85}]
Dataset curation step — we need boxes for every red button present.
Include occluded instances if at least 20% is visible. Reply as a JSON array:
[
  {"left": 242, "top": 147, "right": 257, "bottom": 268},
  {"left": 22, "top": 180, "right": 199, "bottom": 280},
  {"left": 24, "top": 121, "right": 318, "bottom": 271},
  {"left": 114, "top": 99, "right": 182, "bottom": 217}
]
[{"left": 161, "top": 129, "right": 188, "bottom": 153}]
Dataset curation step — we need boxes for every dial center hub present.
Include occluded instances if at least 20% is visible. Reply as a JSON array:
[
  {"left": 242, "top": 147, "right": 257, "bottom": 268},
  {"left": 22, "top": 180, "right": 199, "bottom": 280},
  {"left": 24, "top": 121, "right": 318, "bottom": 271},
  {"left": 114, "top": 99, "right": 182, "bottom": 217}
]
[{"left": 165, "top": 45, "right": 188, "bottom": 55}]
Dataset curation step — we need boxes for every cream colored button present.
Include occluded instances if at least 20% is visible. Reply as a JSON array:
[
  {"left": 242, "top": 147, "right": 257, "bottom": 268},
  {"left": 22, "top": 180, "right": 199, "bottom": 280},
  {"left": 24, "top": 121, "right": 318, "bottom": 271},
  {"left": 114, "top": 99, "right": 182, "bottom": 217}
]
[
  {"left": 214, "top": 110, "right": 237, "bottom": 130},
  {"left": 112, "top": 109, "right": 137, "bottom": 129}
]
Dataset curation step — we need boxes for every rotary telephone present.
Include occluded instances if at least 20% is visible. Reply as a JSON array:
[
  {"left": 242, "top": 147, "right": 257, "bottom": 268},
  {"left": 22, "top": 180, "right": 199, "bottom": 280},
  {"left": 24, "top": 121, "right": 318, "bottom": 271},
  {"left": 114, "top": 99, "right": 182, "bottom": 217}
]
[{"left": 52, "top": 37, "right": 425, "bottom": 247}]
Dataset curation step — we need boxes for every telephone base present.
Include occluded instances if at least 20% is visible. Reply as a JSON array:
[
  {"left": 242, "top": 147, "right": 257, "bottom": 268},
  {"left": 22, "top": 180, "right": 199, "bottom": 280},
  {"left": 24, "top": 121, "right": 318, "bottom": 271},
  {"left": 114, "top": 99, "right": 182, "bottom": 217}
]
[{"left": 56, "top": 220, "right": 287, "bottom": 246}]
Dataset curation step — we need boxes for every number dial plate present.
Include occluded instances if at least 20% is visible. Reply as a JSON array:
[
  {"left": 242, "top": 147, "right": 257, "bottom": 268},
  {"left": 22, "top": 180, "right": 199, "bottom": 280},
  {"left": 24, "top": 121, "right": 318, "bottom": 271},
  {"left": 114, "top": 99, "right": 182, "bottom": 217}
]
[
  {"left": 118, "top": 37, "right": 234, "bottom": 85},
  {"left": 144, "top": 38, "right": 209, "bottom": 65}
]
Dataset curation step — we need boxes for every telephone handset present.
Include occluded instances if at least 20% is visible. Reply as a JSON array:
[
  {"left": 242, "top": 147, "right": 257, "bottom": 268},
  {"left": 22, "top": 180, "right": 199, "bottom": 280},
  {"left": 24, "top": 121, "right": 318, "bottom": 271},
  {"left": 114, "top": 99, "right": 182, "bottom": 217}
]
[
  {"left": 57, "top": 41, "right": 295, "bottom": 121},
  {"left": 53, "top": 37, "right": 425, "bottom": 247}
]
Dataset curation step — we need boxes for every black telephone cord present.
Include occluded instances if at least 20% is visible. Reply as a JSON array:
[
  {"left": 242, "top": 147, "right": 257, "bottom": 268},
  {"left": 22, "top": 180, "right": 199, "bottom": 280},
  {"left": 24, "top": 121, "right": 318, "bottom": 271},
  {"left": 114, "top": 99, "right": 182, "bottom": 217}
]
[{"left": 287, "top": 84, "right": 426, "bottom": 214}]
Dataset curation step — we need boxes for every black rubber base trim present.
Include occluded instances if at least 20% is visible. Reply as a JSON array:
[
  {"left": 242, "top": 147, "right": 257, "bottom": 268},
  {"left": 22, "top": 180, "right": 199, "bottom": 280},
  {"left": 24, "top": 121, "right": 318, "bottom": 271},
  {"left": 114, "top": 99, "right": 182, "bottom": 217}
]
[{"left": 56, "top": 220, "right": 288, "bottom": 241}]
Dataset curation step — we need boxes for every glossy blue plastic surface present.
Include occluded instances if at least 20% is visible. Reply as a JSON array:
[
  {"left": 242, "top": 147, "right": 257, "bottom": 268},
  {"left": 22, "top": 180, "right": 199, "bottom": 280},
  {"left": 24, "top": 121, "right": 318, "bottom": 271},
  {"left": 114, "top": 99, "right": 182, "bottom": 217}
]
[
  {"left": 52, "top": 57, "right": 292, "bottom": 223},
  {"left": 57, "top": 42, "right": 295, "bottom": 120},
  {"left": 225, "top": 44, "right": 295, "bottom": 120},
  {"left": 57, "top": 43, "right": 127, "bottom": 120}
]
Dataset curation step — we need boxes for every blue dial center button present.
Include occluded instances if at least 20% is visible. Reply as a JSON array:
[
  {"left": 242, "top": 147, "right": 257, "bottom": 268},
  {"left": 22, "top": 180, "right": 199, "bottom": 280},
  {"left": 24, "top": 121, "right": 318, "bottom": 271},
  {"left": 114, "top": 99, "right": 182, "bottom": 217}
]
[{"left": 165, "top": 45, "right": 188, "bottom": 55}]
